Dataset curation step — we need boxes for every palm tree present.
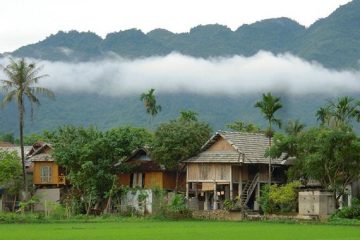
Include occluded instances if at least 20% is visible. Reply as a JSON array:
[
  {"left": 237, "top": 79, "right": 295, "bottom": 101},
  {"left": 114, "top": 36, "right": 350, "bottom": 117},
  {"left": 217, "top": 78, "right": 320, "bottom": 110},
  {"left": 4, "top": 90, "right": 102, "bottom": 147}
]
[
  {"left": 316, "top": 106, "right": 331, "bottom": 126},
  {"left": 316, "top": 96, "right": 360, "bottom": 130},
  {"left": 0, "top": 58, "right": 54, "bottom": 194},
  {"left": 285, "top": 120, "right": 305, "bottom": 136},
  {"left": 254, "top": 92, "right": 282, "bottom": 185},
  {"left": 140, "top": 88, "right": 161, "bottom": 127},
  {"left": 330, "top": 96, "right": 360, "bottom": 129}
]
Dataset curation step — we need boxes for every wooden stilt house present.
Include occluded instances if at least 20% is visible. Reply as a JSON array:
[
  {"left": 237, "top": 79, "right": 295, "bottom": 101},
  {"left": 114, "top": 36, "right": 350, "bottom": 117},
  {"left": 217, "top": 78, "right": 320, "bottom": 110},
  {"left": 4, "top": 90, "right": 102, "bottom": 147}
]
[
  {"left": 184, "top": 131, "right": 289, "bottom": 211},
  {"left": 116, "top": 148, "right": 185, "bottom": 191},
  {"left": 28, "top": 142, "right": 66, "bottom": 187}
]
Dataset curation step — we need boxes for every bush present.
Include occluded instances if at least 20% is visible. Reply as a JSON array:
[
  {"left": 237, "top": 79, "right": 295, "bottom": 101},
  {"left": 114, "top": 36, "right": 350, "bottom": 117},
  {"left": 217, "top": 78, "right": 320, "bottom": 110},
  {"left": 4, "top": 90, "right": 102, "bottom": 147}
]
[
  {"left": 0, "top": 212, "right": 47, "bottom": 223},
  {"left": 166, "top": 194, "right": 192, "bottom": 219},
  {"left": 48, "top": 204, "right": 67, "bottom": 220},
  {"left": 258, "top": 184, "right": 277, "bottom": 214},
  {"left": 333, "top": 198, "right": 360, "bottom": 219},
  {"left": 258, "top": 181, "right": 300, "bottom": 214},
  {"left": 152, "top": 193, "right": 192, "bottom": 220}
]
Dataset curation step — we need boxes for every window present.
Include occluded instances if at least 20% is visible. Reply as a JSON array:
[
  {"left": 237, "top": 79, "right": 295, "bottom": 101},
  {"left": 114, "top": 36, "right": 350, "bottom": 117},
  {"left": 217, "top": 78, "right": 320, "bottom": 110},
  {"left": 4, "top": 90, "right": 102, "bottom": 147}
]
[
  {"left": 130, "top": 173, "right": 145, "bottom": 188},
  {"left": 40, "top": 166, "right": 52, "bottom": 183}
]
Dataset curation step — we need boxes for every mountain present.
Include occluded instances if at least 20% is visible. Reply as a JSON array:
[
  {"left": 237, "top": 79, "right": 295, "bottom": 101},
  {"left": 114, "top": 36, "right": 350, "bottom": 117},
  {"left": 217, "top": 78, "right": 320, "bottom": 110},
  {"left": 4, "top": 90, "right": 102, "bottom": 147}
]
[
  {"left": 294, "top": 0, "right": 360, "bottom": 69},
  {"left": 12, "top": 31, "right": 103, "bottom": 61},
  {"left": 0, "top": 92, "right": 344, "bottom": 135},
  {"left": 6, "top": 1, "right": 360, "bottom": 69},
  {"left": 102, "top": 29, "right": 171, "bottom": 58},
  {"left": 1, "top": 1, "right": 360, "bottom": 135}
]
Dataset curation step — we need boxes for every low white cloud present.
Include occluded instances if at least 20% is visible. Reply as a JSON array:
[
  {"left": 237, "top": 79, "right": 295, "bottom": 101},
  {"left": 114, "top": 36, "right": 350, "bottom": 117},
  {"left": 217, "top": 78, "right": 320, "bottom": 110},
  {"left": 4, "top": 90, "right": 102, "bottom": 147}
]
[{"left": 1, "top": 52, "right": 360, "bottom": 96}]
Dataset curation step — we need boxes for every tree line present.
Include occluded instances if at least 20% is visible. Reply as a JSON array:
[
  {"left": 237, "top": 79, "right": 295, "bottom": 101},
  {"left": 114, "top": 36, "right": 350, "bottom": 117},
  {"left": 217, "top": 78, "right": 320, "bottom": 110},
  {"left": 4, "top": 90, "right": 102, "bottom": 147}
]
[{"left": 1, "top": 58, "right": 360, "bottom": 213}]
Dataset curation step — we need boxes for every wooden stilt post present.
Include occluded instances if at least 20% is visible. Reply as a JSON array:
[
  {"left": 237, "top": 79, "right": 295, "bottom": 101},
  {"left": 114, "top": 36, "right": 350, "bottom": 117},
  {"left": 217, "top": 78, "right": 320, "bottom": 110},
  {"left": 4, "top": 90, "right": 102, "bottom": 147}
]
[
  {"left": 238, "top": 167, "right": 243, "bottom": 197},
  {"left": 230, "top": 166, "right": 233, "bottom": 200},
  {"left": 213, "top": 181, "right": 217, "bottom": 210}
]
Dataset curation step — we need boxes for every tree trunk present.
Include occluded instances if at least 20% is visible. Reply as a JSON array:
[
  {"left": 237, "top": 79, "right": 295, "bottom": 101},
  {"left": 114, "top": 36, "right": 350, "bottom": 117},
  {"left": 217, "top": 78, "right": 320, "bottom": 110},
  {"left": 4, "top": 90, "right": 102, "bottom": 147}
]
[
  {"left": 18, "top": 99, "right": 28, "bottom": 196},
  {"left": 12, "top": 195, "right": 17, "bottom": 212},
  {"left": 268, "top": 122, "right": 272, "bottom": 186},
  {"left": 175, "top": 167, "right": 179, "bottom": 193}
]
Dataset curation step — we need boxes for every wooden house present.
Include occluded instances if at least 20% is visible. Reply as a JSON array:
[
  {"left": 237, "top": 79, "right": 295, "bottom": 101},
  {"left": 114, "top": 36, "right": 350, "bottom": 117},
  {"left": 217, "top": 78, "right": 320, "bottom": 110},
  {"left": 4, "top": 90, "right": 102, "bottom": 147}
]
[
  {"left": 116, "top": 148, "right": 185, "bottom": 191},
  {"left": 27, "top": 142, "right": 66, "bottom": 187},
  {"left": 184, "top": 131, "right": 289, "bottom": 211}
]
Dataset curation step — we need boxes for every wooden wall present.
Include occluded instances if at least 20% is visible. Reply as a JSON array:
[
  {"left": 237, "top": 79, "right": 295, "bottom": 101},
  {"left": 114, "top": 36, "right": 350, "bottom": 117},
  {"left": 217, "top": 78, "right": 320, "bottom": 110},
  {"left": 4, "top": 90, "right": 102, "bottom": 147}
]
[
  {"left": 117, "top": 172, "right": 181, "bottom": 190},
  {"left": 207, "top": 137, "right": 236, "bottom": 152},
  {"left": 162, "top": 172, "right": 176, "bottom": 190},
  {"left": 144, "top": 172, "right": 163, "bottom": 189},
  {"left": 118, "top": 173, "right": 131, "bottom": 186},
  {"left": 187, "top": 163, "right": 231, "bottom": 182},
  {"left": 259, "top": 165, "right": 269, "bottom": 182},
  {"left": 33, "top": 162, "right": 60, "bottom": 185}
]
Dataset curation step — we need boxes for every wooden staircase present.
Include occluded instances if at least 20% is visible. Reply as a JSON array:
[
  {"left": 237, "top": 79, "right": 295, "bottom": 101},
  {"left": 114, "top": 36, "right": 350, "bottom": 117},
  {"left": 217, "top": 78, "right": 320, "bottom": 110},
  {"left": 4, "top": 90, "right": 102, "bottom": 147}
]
[{"left": 240, "top": 173, "right": 259, "bottom": 208}]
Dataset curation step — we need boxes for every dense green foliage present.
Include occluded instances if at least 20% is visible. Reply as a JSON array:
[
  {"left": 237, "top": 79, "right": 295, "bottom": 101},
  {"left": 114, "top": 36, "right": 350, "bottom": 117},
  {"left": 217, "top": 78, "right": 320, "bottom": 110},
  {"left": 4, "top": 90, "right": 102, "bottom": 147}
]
[
  {"left": 333, "top": 198, "right": 360, "bottom": 219},
  {"left": 8, "top": 1, "right": 360, "bottom": 69},
  {"left": 272, "top": 127, "right": 360, "bottom": 199},
  {"left": 0, "top": 150, "right": 22, "bottom": 195},
  {"left": 151, "top": 111, "right": 212, "bottom": 189},
  {"left": 48, "top": 125, "right": 153, "bottom": 214},
  {"left": 258, "top": 182, "right": 300, "bottom": 214},
  {"left": 0, "top": 220, "right": 360, "bottom": 240}
]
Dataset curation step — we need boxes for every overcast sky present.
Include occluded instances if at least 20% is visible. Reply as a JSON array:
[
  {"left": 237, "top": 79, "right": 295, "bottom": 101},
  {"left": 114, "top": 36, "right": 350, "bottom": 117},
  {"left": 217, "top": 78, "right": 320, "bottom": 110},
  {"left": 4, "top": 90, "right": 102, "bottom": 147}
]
[{"left": 0, "top": 0, "right": 351, "bottom": 52}]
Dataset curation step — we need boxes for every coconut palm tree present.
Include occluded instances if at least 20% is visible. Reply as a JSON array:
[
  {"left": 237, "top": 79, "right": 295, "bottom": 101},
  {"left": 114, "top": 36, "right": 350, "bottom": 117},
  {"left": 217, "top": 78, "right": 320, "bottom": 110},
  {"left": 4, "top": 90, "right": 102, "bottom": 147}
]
[
  {"left": 254, "top": 92, "right": 282, "bottom": 185},
  {"left": 0, "top": 58, "right": 54, "bottom": 194},
  {"left": 140, "top": 88, "right": 161, "bottom": 127}
]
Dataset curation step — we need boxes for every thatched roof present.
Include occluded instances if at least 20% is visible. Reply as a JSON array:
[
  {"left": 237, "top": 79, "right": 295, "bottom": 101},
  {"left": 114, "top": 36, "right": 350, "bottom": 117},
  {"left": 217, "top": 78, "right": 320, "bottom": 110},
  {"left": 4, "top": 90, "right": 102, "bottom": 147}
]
[{"left": 185, "top": 131, "right": 287, "bottom": 165}]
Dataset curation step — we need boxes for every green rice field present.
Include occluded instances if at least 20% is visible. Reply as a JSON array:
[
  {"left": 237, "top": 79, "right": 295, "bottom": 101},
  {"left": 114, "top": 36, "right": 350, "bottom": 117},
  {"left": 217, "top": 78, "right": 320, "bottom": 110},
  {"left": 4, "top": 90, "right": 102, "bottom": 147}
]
[{"left": 0, "top": 220, "right": 359, "bottom": 240}]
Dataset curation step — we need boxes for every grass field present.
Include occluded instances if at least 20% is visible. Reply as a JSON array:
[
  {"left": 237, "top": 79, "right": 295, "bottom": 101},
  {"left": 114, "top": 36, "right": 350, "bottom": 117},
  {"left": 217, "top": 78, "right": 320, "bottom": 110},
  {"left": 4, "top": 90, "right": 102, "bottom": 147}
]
[{"left": 0, "top": 220, "right": 360, "bottom": 240}]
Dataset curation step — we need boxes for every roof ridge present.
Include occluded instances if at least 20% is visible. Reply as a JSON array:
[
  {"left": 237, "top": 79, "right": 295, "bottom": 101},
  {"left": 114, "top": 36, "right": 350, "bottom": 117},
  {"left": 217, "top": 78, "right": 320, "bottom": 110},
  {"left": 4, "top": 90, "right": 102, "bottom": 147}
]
[{"left": 218, "top": 130, "right": 266, "bottom": 136}]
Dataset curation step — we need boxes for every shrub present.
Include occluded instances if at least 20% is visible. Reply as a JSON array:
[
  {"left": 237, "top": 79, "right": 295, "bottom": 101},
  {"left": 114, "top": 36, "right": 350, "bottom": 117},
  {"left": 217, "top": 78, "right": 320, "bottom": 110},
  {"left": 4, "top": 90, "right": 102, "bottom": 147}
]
[
  {"left": 333, "top": 198, "right": 360, "bottom": 219},
  {"left": 258, "top": 181, "right": 300, "bottom": 214}
]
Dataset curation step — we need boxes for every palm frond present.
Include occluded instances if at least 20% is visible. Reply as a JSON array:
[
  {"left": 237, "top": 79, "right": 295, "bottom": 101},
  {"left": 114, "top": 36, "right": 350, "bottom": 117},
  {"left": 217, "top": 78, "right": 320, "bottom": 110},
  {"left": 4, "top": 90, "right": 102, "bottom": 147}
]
[{"left": 1, "top": 90, "right": 17, "bottom": 108}]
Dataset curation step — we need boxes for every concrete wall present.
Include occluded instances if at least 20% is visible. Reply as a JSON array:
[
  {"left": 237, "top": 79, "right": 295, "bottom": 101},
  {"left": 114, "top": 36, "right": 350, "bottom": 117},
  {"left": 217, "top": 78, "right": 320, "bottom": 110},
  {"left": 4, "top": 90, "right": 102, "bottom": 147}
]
[
  {"left": 299, "top": 191, "right": 335, "bottom": 216},
  {"left": 351, "top": 180, "right": 360, "bottom": 199},
  {"left": 34, "top": 188, "right": 61, "bottom": 211},
  {"left": 120, "top": 189, "right": 154, "bottom": 214}
]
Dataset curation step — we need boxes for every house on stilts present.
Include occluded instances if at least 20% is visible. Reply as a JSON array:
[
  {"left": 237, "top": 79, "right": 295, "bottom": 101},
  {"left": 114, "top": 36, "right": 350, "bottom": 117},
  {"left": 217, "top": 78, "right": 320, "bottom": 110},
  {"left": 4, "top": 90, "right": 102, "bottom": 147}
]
[{"left": 184, "top": 131, "right": 290, "bottom": 211}]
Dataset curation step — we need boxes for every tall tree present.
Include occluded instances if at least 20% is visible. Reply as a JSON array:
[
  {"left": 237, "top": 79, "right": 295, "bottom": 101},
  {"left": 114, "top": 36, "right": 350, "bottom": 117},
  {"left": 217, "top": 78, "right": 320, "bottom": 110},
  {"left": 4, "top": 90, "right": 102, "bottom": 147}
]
[
  {"left": 289, "top": 128, "right": 360, "bottom": 202},
  {"left": 0, "top": 58, "right": 54, "bottom": 194},
  {"left": 151, "top": 111, "right": 212, "bottom": 191},
  {"left": 285, "top": 120, "right": 305, "bottom": 136},
  {"left": 316, "top": 96, "right": 360, "bottom": 130},
  {"left": 49, "top": 125, "right": 153, "bottom": 214},
  {"left": 316, "top": 106, "right": 332, "bottom": 126},
  {"left": 140, "top": 88, "right": 162, "bottom": 127},
  {"left": 0, "top": 150, "right": 22, "bottom": 211},
  {"left": 254, "top": 92, "right": 282, "bottom": 185}
]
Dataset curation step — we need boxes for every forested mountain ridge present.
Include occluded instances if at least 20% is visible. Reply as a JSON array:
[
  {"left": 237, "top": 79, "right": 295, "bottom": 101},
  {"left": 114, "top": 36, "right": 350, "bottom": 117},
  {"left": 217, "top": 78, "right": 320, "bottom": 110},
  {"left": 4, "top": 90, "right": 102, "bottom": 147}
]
[
  {"left": 1, "top": 1, "right": 360, "bottom": 135},
  {"left": 7, "top": 0, "right": 360, "bottom": 70}
]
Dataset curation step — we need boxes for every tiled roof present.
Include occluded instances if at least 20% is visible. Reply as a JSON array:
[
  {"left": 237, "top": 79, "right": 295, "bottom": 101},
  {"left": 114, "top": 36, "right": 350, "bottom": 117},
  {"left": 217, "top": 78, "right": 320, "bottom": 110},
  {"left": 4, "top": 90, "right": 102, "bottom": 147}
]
[
  {"left": 184, "top": 151, "right": 241, "bottom": 163},
  {"left": 185, "top": 131, "right": 285, "bottom": 165},
  {"left": 28, "top": 153, "right": 53, "bottom": 162}
]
